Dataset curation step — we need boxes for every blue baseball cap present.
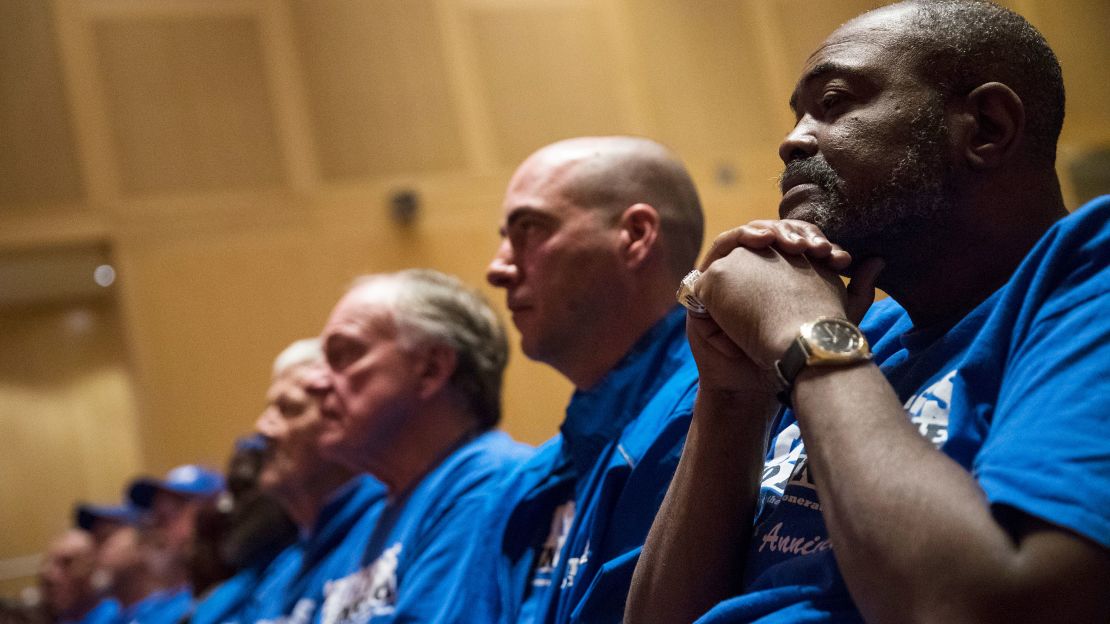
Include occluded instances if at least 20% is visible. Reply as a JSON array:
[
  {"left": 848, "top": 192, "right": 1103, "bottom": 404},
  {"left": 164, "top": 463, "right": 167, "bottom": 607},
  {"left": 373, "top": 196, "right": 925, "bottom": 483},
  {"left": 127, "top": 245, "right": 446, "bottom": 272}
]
[
  {"left": 74, "top": 502, "right": 140, "bottom": 531},
  {"left": 128, "top": 464, "right": 225, "bottom": 510}
]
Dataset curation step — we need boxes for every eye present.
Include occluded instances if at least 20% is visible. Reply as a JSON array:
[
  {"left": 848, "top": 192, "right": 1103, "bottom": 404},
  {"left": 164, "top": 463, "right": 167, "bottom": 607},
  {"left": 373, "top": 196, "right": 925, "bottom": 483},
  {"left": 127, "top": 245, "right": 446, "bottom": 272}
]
[
  {"left": 325, "top": 337, "right": 365, "bottom": 372},
  {"left": 820, "top": 90, "right": 846, "bottom": 113}
]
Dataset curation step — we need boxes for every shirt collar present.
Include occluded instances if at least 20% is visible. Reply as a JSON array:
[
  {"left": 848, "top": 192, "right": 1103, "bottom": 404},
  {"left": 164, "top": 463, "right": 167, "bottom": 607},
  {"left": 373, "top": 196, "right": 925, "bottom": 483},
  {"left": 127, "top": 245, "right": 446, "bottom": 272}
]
[{"left": 560, "top": 307, "right": 688, "bottom": 475}]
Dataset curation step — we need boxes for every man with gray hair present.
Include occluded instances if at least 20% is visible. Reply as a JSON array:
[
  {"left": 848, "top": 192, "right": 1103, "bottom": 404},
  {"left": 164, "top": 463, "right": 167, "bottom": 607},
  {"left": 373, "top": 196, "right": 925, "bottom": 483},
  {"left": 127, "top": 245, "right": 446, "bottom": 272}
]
[
  {"left": 309, "top": 269, "right": 531, "bottom": 623},
  {"left": 191, "top": 339, "right": 386, "bottom": 624}
]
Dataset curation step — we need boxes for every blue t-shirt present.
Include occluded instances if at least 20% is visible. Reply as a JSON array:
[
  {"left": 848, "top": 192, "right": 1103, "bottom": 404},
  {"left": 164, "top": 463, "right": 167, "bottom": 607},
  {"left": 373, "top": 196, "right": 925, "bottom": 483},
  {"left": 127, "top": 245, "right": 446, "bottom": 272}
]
[
  {"left": 318, "top": 430, "right": 532, "bottom": 624},
  {"left": 191, "top": 475, "right": 386, "bottom": 624},
  {"left": 698, "top": 196, "right": 1110, "bottom": 623},
  {"left": 64, "top": 598, "right": 119, "bottom": 624},
  {"left": 464, "top": 307, "right": 699, "bottom": 624},
  {"left": 112, "top": 587, "right": 192, "bottom": 624}
]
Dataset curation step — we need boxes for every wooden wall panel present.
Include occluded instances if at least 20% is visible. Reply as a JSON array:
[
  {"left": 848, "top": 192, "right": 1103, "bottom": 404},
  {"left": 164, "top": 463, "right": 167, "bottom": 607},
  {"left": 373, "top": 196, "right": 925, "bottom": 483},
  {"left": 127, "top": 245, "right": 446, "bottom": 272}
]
[
  {"left": 467, "top": 3, "right": 633, "bottom": 166},
  {"left": 93, "top": 17, "right": 284, "bottom": 195},
  {"left": 0, "top": 300, "right": 141, "bottom": 558},
  {"left": 0, "top": 0, "right": 84, "bottom": 206},
  {"left": 623, "top": 0, "right": 782, "bottom": 155},
  {"left": 290, "top": 0, "right": 467, "bottom": 181},
  {"left": 1026, "top": 0, "right": 1110, "bottom": 145}
]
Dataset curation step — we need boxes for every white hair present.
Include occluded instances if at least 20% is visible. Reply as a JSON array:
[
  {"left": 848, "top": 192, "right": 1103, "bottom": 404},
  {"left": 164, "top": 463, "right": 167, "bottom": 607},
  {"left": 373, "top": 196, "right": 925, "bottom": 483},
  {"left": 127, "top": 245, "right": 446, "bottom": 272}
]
[{"left": 272, "top": 338, "right": 323, "bottom": 378}]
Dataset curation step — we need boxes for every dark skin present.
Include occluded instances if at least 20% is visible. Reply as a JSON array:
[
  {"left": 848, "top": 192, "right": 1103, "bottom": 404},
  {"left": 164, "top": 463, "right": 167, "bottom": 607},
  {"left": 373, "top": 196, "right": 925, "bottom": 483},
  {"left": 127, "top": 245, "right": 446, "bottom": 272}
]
[{"left": 628, "top": 5, "right": 1109, "bottom": 624}]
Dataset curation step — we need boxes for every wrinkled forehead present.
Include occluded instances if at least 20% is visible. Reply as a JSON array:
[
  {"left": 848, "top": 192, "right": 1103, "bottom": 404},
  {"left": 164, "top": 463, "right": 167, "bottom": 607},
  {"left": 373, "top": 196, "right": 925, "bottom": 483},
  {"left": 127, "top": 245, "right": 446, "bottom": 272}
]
[
  {"left": 793, "top": 5, "right": 919, "bottom": 99},
  {"left": 324, "top": 282, "right": 399, "bottom": 339}
]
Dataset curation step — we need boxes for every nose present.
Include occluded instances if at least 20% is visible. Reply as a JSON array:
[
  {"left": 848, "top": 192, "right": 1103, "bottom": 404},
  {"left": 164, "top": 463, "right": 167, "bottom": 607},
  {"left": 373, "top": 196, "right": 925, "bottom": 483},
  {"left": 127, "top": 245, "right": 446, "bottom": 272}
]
[
  {"left": 255, "top": 407, "right": 281, "bottom": 437},
  {"left": 778, "top": 117, "right": 819, "bottom": 164},
  {"left": 304, "top": 366, "right": 332, "bottom": 398},
  {"left": 486, "top": 240, "right": 520, "bottom": 289}
]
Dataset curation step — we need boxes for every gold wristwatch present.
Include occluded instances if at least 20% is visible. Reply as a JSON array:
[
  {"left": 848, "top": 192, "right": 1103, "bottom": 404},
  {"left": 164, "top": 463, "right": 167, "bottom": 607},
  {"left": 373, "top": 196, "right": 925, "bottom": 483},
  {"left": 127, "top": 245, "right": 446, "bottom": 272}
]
[{"left": 775, "top": 316, "right": 871, "bottom": 406}]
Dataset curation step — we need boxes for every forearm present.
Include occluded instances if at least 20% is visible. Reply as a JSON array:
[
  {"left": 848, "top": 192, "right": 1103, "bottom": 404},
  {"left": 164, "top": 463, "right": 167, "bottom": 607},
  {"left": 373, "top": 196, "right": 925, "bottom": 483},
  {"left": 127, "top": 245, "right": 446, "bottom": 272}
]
[
  {"left": 793, "top": 364, "right": 1089, "bottom": 623},
  {"left": 627, "top": 388, "right": 775, "bottom": 624}
]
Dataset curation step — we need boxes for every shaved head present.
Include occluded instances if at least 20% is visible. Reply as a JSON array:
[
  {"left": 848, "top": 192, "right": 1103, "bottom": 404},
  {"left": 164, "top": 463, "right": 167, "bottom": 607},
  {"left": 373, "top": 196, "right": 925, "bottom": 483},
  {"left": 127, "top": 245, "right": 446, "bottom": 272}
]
[{"left": 521, "top": 136, "right": 704, "bottom": 280}]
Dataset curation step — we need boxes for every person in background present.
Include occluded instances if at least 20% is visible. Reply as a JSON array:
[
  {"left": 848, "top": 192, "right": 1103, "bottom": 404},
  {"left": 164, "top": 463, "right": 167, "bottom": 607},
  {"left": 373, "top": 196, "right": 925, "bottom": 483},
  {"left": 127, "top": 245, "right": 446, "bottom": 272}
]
[
  {"left": 308, "top": 269, "right": 531, "bottom": 623},
  {"left": 192, "top": 339, "right": 385, "bottom": 624},
  {"left": 94, "top": 526, "right": 190, "bottom": 624},
  {"left": 127, "top": 465, "right": 224, "bottom": 593},
  {"left": 74, "top": 505, "right": 139, "bottom": 549},
  {"left": 628, "top": 1, "right": 1110, "bottom": 622},
  {"left": 37, "top": 530, "right": 116, "bottom": 624},
  {"left": 473, "top": 135, "right": 704, "bottom": 623}
]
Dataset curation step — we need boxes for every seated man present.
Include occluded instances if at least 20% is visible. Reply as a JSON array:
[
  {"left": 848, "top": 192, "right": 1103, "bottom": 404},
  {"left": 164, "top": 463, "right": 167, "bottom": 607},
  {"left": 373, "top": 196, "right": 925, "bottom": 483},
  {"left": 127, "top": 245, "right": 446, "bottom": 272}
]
[
  {"left": 38, "top": 529, "right": 117, "bottom": 624},
  {"left": 94, "top": 526, "right": 191, "bottom": 624},
  {"left": 309, "top": 269, "right": 531, "bottom": 623},
  {"left": 629, "top": 1, "right": 1110, "bottom": 623},
  {"left": 127, "top": 464, "right": 224, "bottom": 593},
  {"left": 192, "top": 339, "right": 386, "bottom": 624},
  {"left": 476, "top": 136, "right": 704, "bottom": 623}
]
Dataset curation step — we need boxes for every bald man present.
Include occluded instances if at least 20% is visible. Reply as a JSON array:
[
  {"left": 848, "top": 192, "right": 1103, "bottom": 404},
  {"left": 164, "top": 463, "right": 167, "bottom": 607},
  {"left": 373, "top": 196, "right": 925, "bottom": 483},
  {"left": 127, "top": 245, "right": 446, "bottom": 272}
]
[{"left": 474, "top": 136, "right": 705, "bottom": 623}]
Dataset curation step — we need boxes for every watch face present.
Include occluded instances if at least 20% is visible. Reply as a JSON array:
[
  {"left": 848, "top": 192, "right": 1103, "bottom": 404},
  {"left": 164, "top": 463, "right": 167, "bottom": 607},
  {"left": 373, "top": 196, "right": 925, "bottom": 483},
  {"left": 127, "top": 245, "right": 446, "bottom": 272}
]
[{"left": 808, "top": 318, "right": 865, "bottom": 354}]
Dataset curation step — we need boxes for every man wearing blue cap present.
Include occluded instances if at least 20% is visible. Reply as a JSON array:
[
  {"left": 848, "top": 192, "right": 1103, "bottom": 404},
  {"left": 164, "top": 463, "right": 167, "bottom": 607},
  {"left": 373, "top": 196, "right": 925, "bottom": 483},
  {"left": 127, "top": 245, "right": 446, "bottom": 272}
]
[
  {"left": 75, "top": 503, "right": 139, "bottom": 547},
  {"left": 94, "top": 525, "right": 191, "bottom": 624},
  {"left": 128, "top": 463, "right": 224, "bottom": 591},
  {"left": 39, "top": 529, "right": 118, "bottom": 624}
]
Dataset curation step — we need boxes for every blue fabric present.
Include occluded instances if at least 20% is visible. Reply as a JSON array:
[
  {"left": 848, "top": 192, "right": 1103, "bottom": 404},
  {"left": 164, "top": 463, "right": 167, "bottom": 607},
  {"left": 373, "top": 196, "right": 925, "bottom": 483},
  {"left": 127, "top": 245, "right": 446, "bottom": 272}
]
[
  {"left": 465, "top": 307, "right": 699, "bottom": 624},
  {"left": 318, "top": 430, "right": 532, "bottom": 624},
  {"left": 699, "top": 195, "right": 1110, "bottom": 623},
  {"left": 189, "top": 475, "right": 386, "bottom": 624},
  {"left": 64, "top": 598, "right": 120, "bottom": 624},
  {"left": 112, "top": 587, "right": 192, "bottom": 624}
]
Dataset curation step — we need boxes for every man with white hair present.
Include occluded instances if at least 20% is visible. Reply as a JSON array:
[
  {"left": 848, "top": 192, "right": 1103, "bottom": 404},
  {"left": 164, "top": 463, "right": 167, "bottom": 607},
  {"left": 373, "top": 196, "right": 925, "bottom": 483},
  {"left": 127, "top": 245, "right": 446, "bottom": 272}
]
[
  {"left": 192, "top": 339, "right": 387, "bottom": 624},
  {"left": 309, "top": 269, "right": 531, "bottom": 623}
]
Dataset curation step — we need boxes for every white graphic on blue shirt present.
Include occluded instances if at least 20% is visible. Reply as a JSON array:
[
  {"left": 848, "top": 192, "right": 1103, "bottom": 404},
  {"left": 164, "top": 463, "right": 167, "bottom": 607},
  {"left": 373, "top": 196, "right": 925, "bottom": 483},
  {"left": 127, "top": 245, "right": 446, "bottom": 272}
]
[
  {"left": 320, "top": 543, "right": 401, "bottom": 624},
  {"left": 531, "top": 501, "right": 576, "bottom": 589},
  {"left": 905, "top": 369, "right": 955, "bottom": 447},
  {"left": 560, "top": 540, "right": 590, "bottom": 590}
]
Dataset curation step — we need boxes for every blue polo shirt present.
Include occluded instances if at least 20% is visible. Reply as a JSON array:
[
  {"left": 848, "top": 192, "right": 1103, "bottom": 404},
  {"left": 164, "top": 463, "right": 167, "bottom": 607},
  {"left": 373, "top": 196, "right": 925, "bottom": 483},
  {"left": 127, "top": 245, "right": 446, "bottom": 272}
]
[
  {"left": 463, "top": 307, "right": 698, "bottom": 624},
  {"left": 190, "top": 475, "right": 385, "bottom": 624},
  {"left": 318, "top": 430, "right": 532, "bottom": 624},
  {"left": 698, "top": 196, "right": 1110, "bottom": 622},
  {"left": 112, "top": 587, "right": 191, "bottom": 624},
  {"left": 64, "top": 598, "right": 119, "bottom": 624}
]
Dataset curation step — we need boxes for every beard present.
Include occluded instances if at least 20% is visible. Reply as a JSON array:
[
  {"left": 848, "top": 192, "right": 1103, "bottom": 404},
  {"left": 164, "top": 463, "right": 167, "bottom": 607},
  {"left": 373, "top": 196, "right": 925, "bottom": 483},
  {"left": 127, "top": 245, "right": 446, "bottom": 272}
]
[{"left": 779, "top": 98, "right": 956, "bottom": 258}]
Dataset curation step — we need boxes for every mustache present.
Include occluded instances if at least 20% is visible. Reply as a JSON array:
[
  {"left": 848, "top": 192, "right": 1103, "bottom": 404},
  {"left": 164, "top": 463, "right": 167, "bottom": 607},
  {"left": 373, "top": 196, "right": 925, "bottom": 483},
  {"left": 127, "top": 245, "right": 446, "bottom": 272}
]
[{"left": 779, "top": 157, "right": 840, "bottom": 194}]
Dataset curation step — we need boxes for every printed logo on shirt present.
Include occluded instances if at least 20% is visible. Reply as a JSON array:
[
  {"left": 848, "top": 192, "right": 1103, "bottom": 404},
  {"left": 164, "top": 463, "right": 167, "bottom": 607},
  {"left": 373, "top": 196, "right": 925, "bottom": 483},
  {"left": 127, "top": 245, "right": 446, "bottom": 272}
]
[
  {"left": 560, "top": 540, "right": 590, "bottom": 590},
  {"left": 531, "top": 500, "right": 576, "bottom": 589},
  {"left": 257, "top": 598, "right": 317, "bottom": 624},
  {"left": 319, "top": 543, "right": 401, "bottom": 624},
  {"left": 761, "top": 422, "right": 805, "bottom": 494},
  {"left": 904, "top": 369, "right": 955, "bottom": 448}
]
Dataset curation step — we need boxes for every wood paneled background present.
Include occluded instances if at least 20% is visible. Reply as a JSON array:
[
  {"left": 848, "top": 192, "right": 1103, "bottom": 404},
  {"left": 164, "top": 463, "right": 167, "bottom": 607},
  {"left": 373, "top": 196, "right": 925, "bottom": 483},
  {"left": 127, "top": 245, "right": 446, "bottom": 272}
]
[{"left": 2, "top": 0, "right": 1107, "bottom": 596}]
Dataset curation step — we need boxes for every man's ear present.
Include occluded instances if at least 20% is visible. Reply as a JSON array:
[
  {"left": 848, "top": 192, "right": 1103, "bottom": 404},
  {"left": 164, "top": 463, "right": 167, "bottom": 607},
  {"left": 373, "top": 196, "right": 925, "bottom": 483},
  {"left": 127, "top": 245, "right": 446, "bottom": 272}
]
[
  {"left": 618, "top": 203, "right": 661, "bottom": 270},
  {"left": 957, "top": 82, "right": 1026, "bottom": 170},
  {"left": 415, "top": 343, "right": 457, "bottom": 400}
]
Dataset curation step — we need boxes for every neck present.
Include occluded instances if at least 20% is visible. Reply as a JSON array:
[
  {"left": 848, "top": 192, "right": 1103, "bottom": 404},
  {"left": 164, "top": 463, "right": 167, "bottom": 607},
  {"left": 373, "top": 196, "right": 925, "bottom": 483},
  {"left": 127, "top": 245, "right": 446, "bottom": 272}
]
[
  {"left": 280, "top": 468, "right": 356, "bottom": 530},
  {"left": 557, "top": 285, "right": 676, "bottom": 389},
  {"left": 361, "top": 401, "right": 479, "bottom": 497},
  {"left": 878, "top": 180, "right": 1066, "bottom": 331},
  {"left": 113, "top": 572, "right": 166, "bottom": 609}
]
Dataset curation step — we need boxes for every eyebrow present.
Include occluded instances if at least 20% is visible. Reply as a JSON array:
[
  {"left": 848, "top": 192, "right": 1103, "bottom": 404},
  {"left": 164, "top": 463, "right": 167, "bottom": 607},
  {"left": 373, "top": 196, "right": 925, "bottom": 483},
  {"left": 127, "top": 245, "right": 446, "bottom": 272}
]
[
  {"left": 503, "top": 207, "right": 556, "bottom": 233},
  {"left": 788, "top": 61, "right": 863, "bottom": 114}
]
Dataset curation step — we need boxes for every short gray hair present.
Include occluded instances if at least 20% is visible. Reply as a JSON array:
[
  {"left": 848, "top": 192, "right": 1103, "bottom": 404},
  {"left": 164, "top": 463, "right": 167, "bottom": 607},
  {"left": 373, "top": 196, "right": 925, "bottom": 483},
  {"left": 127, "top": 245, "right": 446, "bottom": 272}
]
[
  {"left": 351, "top": 269, "right": 508, "bottom": 429},
  {"left": 272, "top": 338, "right": 323, "bottom": 378}
]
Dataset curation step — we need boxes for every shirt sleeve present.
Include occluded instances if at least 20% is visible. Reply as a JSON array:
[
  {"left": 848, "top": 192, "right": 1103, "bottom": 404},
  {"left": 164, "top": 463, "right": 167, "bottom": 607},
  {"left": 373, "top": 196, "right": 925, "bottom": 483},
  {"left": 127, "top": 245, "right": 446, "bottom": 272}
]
[{"left": 974, "top": 288, "right": 1110, "bottom": 549}]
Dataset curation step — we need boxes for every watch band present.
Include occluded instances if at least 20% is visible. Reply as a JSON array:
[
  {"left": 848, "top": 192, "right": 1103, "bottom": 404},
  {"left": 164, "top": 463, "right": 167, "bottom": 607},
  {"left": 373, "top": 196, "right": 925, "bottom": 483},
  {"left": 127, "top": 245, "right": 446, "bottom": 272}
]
[{"left": 775, "top": 338, "right": 809, "bottom": 407}]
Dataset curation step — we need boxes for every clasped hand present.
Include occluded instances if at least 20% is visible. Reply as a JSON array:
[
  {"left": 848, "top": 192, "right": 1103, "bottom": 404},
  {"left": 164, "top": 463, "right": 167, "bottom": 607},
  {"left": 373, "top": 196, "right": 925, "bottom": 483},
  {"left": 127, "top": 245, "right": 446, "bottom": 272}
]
[{"left": 686, "top": 220, "right": 884, "bottom": 395}]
